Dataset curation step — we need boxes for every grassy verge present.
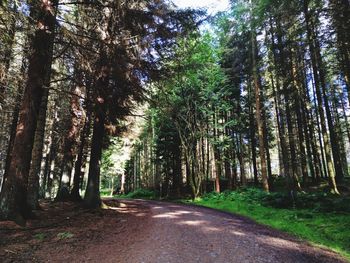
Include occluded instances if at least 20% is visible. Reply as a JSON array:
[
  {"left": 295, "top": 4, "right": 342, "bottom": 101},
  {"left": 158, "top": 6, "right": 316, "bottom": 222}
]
[
  {"left": 103, "top": 188, "right": 157, "bottom": 200},
  {"left": 183, "top": 189, "right": 350, "bottom": 261}
]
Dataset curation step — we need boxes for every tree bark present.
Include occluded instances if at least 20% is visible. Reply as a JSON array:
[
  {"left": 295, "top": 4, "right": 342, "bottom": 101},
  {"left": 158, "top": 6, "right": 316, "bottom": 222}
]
[
  {"left": 27, "top": 89, "right": 50, "bottom": 210},
  {"left": 83, "top": 110, "right": 105, "bottom": 208},
  {"left": 71, "top": 108, "right": 91, "bottom": 201},
  {"left": 0, "top": 0, "right": 57, "bottom": 222}
]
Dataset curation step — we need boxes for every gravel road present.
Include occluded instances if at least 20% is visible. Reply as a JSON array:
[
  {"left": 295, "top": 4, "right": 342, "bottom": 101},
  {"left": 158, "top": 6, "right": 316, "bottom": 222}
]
[
  {"left": 5, "top": 199, "right": 343, "bottom": 262},
  {"left": 85, "top": 199, "right": 346, "bottom": 263}
]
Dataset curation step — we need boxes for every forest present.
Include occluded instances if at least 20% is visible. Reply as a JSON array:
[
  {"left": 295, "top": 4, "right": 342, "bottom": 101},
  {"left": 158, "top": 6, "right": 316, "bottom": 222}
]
[
  {"left": 121, "top": 0, "right": 350, "bottom": 197},
  {"left": 0, "top": 0, "right": 350, "bottom": 261}
]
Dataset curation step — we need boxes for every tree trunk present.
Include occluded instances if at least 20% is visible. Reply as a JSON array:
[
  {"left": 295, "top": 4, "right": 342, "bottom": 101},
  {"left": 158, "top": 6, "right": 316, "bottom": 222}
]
[
  {"left": 291, "top": 51, "right": 309, "bottom": 186},
  {"left": 329, "top": 0, "right": 350, "bottom": 105},
  {"left": 249, "top": 90, "right": 258, "bottom": 186},
  {"left": 56, "top": 85, "right": 84, "bottom": 201},
  {"left": 71, "top": 108, "right": 91, "bottom": 201},
  {"left": 27, "top": 89, "right": 50, "bottom": 210},
  {"left": 83, "top": 110, "right": 105, "bottom": 208},
  {"left": 303, "top": 0, "right": 340, "bottom": 193},
  {"left": 0, "top": 0, "right": 57, "bottom": 222},
  {"left": 251, "top": 27, "right": 269, "bottom": 192}
]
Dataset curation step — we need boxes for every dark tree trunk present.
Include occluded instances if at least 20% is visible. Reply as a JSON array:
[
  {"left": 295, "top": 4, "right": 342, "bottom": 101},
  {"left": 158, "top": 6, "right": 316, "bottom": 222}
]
[
  {"left": 83, "top": 58, "right": 108, "bottom": 208},
  {"left": 27, "top": 89, "right": 50, "bottom": 210},
  {"left": 2, "top": 91, "right": 23, "bottom": 190},
  {"left": 172, "top": 133, "right": 182, "bottom": 197},
  {"left": 237, "top": 134, "right": 246, "bottom": 187},
  {"left": 0, "top": 0, "right": 57, "bottom": 222},
  {"left": 262, "top": 107, "right": 273, "bottom": 189},
  {"left": 71, "top": 109, "right": 91, "bottom": 201},
  {"left": 83, "top": 111, "right": 105, "bottom": 208},
  {"left": 56, "top": 85, "right": 84, "bottom": 201},
  {"left": 249, "top": 95, "right": 258, "bottom": 186}
]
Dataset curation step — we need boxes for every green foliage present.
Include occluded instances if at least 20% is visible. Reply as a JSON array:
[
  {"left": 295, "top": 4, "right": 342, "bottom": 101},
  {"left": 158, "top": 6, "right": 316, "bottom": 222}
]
[
  {"left": 100, "top": 137, "right": 126, "bottom": 190},
  {"left": 57, "top": 232, "right": 74, "bottom": 240},
  {"left": 124, "top": 189, "right": 157, "bottom": 199},
  {"left": 187, "top": 189, "right": 350, "bottom": 260},
  {"left": 100, "top": 189, "right": 113, "bottom": 197}
]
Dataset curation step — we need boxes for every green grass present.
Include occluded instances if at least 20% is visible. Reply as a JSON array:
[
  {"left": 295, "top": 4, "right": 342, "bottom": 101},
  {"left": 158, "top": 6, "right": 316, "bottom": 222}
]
[
  {"left": 118, "top": 189, "right": 157, "bottom": 200},
  {"left": 184, "top": 188, "right": 350, "bottom": 261},
  {"left": 100, "top": 189, "right": 113, "bottom": 197}
]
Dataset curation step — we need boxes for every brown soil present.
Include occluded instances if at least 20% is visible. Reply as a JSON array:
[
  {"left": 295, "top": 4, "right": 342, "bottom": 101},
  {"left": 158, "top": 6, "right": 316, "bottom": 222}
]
[{"left": 0, "top": 199, "right": 347, "bottom": 263}]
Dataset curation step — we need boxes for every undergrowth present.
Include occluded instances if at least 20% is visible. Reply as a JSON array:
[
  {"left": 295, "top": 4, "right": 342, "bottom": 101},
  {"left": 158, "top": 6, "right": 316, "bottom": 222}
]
[{"left": 120, "top": 189, "right": 157, "bottom": 199}]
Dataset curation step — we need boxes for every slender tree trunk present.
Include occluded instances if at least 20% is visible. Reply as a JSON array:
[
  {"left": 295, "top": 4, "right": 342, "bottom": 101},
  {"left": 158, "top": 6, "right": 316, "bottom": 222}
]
[
  {"left": 291, "top": 51, "right": 309, "bottom": 186},
  {"left": 251, "top": 28, "right": 269, "bottom": 192},
  {"left": 249, "top": 91, "right": 258, "bottom": 186},
  {"left": 213, "top": 110, "right": 221, "bottom": 193},
  {"left": 315, "top": 38, "right": 344, "bottom": 182},
  {"left": 71, "top": 108, "right": 91, "bottom": 201},
  {"left": 238, "top": 134, "right": 246, "bottom": 187},
  {"left": 340, "top": 94, "right": 350, "bottom": 144},
  {"left": 331, "top": 85, "right": 349, "bottom": 178},
  {"left": 268, "top": 18, "right": 291, "bottom": 183},
  {"left": 303, "top": 0, "right": 340, "bottom": 193},
  {"left": 262, "top": 107, "right": 273, "bottom": 189},
  {"left": 311, "top": 81, "right": 328, "bottom": 179}
]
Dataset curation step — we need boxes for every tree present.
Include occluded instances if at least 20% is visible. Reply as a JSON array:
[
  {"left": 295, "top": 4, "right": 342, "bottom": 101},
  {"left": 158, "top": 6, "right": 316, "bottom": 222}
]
[{"left": 0, "top": 0, "right": 58, "bottom": 222}]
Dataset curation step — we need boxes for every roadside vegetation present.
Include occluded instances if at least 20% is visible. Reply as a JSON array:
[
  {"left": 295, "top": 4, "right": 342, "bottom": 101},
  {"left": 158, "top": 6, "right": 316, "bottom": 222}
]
[{"left": 188, "top": 187, "right": 350, "bottom": 261}]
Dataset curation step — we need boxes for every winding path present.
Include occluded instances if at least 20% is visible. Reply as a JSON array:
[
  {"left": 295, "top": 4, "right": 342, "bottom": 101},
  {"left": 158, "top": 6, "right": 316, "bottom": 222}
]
[{"left": 69, "top": 199, "right": 345, "bottom": 263}]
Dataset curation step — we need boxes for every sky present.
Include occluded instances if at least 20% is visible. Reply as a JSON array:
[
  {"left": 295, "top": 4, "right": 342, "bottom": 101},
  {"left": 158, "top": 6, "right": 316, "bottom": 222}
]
[{"left": 172, "top": 0, "right": 230, "bottom": 14}]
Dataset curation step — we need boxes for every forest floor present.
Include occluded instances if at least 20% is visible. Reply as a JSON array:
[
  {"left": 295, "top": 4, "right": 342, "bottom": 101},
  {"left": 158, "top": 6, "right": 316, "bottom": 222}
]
[{"left": 0, "top": 199, "right": 347, "bottom": 263}]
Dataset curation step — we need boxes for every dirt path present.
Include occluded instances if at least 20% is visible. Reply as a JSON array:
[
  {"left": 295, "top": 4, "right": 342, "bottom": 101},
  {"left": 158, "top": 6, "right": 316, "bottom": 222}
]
[{"left": 0, "top": 199, "right": 347, "bottom": 263}]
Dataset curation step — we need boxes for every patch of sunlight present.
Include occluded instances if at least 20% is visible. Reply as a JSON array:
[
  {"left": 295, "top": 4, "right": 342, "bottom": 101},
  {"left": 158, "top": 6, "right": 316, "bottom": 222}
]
[
  {"left": 230, "top": 230, "right": 246, "bottom": 237},
  {"left": 107, "top": 206, "right": 119, "bottom": 211},
  {"left": 203, "top": 226, "right": 220, "bottom": 232},
  {"left": 135, "top": 213, "right": 147, "bottom": 217},
  {"left": 177, "top": 220, "right": 207, "bottom": 226},
  {"left": 172, "top": 210, "right": 191, "bottom": 215},
  {"left": 101, "top": 203, "right": 110, "bottom": 209},
  {"left": 153, "top": 211, "right": 191, "bottom": 219},
  {"left": 153, "top": 213, "right": 179, "bottom": 219},
  {"left": 256, "top": 236, "right": 299, "bottom": 250},
  {"left": 16, "top": 123, "right": 24, "bottom": 135}
]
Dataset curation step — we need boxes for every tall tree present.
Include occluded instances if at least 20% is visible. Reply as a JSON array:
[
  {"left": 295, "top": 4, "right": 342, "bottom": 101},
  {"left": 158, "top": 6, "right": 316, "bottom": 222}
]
[{"left": 0, "top": 0, "right": 57, "bottom": 222}]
